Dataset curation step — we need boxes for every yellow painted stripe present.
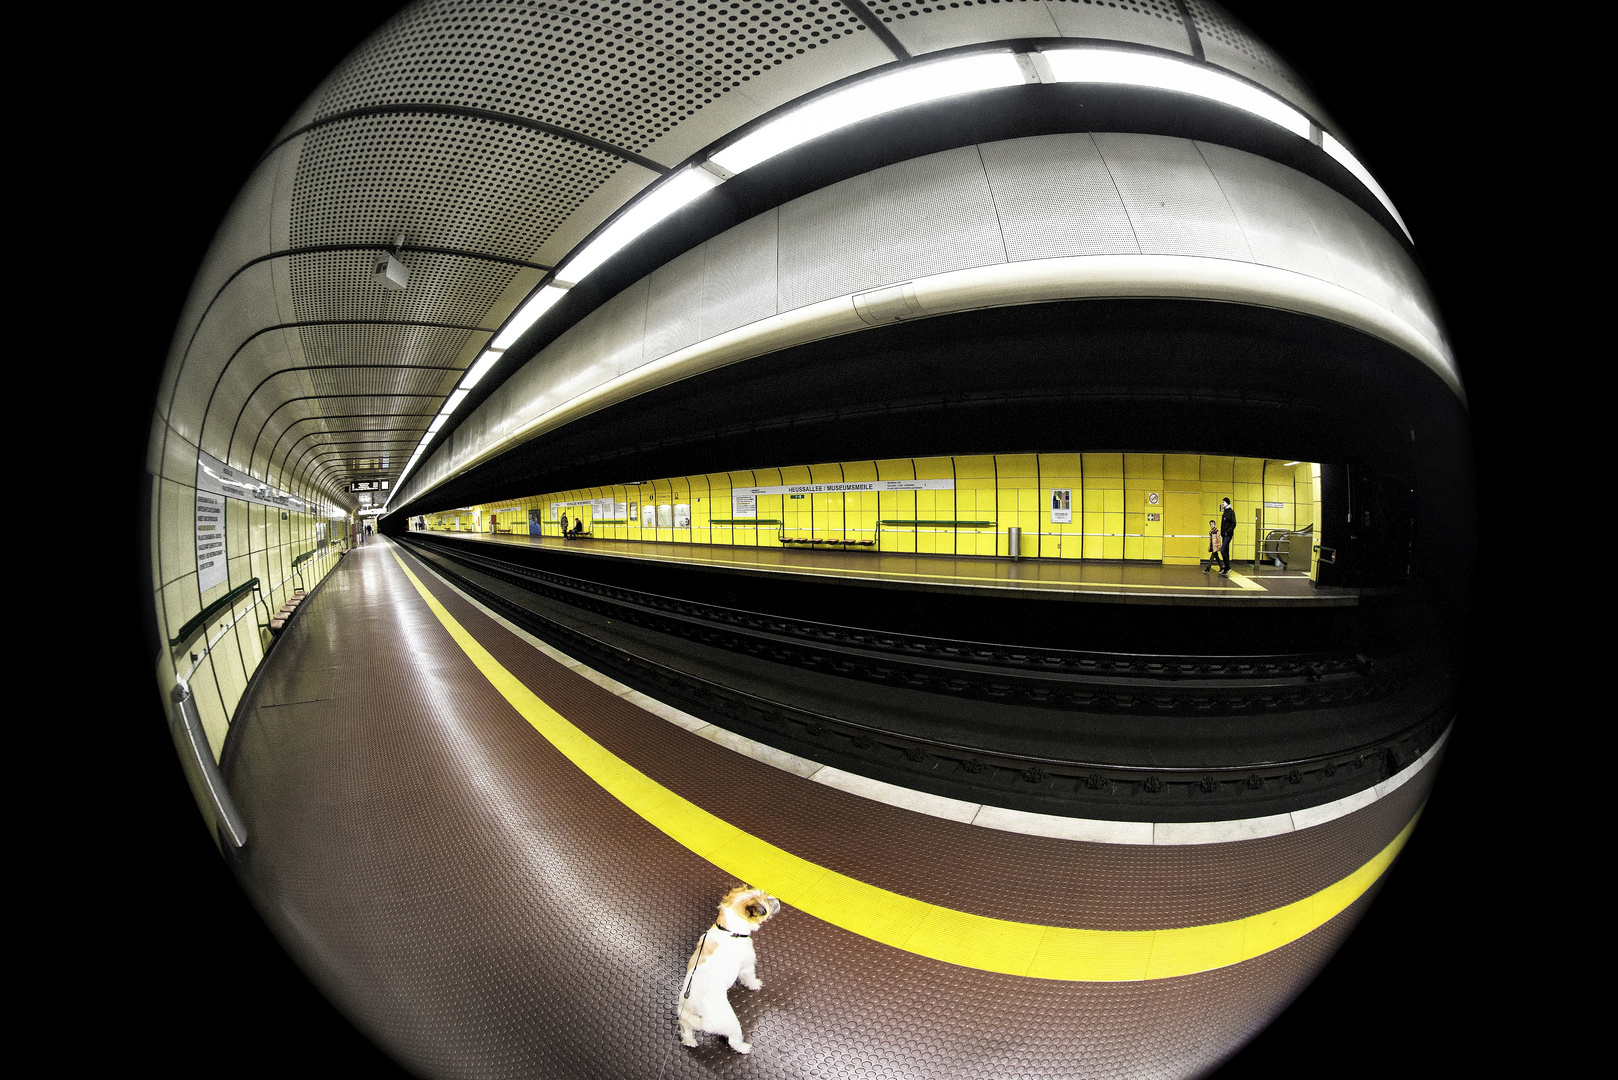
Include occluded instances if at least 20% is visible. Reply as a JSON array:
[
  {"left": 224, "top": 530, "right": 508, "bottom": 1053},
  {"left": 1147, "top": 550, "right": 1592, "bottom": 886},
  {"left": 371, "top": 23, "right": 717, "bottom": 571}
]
[
  {"left": 1224, "top": 571, "right": 1266, "bottom": 591},
  {"left": 391, "top": 550, "right": 1413, "bottom": 981}
]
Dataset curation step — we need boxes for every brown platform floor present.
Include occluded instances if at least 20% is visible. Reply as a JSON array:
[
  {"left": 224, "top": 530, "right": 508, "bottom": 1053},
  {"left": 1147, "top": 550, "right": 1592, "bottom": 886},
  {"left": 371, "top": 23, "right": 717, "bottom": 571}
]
[
  {"left": 223, "top": 538, "right": 1431, "bottom": 1079},
  {"left": 421, "top": 529, "right": 1354, "bottom": 606}
]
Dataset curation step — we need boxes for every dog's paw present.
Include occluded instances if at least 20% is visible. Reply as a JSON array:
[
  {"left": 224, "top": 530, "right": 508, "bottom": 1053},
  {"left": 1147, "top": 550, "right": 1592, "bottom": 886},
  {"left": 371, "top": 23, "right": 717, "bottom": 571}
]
[
  {"left": 744, "top": 978, "right": 763, "bottom": 991},
  {"left": 729, "top": 1040, "right": 752, "bottom": 1055}
]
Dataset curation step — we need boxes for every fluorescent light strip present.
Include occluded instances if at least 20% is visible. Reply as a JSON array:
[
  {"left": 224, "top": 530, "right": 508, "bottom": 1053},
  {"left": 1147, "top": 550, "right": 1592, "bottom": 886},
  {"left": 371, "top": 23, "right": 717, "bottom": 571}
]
[
  {"left": 1321, "top": 131, "right": 1411, "bottom": 242},
  {"left": 410, "top": 45, "right": 1409, "bottom": 516},
  {"left": 459, "top": 349, "right": 503, "bottom": 390},
  {"left": 440, "top": 388, "right": 469, "bottom": 416},
  {"left": 492, "top": 285, "right": 570, "bottom": 349},
  {"left": 1041, "top": 47, "right": 1407, "bottom": 241},
  {"left": 1041, "top": 47, "right": 1310, "bottom": 138},
  {"left": 710, "top": 51, "right": 1026, "bottom": 176},
  {"left": 553, "top": 167, "right": 723, "bottom": 286}
]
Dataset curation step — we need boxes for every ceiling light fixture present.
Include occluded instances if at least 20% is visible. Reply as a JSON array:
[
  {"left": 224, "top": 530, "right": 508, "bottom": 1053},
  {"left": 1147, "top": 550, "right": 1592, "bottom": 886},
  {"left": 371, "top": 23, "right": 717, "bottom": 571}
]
[
  {"left": 439, "top": 388, "right": 469, "bottom": 416},
  {"left": 1040, "top": 47, "right": 1408, "bottom": 240},
  {"left": 459, "top": 349, "right": 504, "bottom": 391},
  {"left": 1040, "top": 48, "right": 1311, "bottom": 138},
  {"left": 391, "top": 45, "right": 1411, "bottom": 514},
  {"left": 492, "top": 286, "right": 570, "bottom": 349},
  {"left": 1321, "top": 131, "right": 1410, "bottom": 240},
  {"left": 707, "top": 51, "right": 1025, "bottom": 177},
  {"left": 553, "top": 167, "right": 724, "bottom": 286}
]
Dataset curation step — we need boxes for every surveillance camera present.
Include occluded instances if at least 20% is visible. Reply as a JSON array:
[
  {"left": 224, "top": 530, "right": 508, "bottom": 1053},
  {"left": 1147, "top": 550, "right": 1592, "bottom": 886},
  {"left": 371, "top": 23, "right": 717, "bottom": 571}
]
[{"left": 372, "top": 251, "right": 410, "bottom": 290}]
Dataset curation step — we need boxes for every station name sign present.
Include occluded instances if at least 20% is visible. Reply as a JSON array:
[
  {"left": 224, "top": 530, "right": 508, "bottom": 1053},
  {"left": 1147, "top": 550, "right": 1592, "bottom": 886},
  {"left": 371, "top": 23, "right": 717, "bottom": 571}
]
[
  {"left": 736, "top": 479, "right": 955, "bottom": 496},
  {"left": 196, "top": 451, "right": 314, "bottom": 516},
  {"left": 348, "top": 480, "right": 390, "bottom": 492}
]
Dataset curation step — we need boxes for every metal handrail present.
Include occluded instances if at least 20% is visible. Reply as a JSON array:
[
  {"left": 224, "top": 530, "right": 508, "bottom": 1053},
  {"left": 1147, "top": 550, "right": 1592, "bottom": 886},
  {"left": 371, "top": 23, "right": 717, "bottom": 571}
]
[
  {"left": 174, "top": 547, "right": 335, "bottom": 681},
  {"left": 169, "top": 577, "right": 263, "bottom": 649},
  {"left": 169, "top": 680, "right": 248, "bottom": 849},
  {"left": 164, "top": 543, "right": 341, "bottom": 852}
]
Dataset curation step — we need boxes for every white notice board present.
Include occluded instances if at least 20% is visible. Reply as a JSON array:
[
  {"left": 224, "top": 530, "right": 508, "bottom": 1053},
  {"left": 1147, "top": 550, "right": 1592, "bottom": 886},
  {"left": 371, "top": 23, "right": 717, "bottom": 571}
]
[{"left": 195, "top": 491, "right": 227, "bottom": 592}]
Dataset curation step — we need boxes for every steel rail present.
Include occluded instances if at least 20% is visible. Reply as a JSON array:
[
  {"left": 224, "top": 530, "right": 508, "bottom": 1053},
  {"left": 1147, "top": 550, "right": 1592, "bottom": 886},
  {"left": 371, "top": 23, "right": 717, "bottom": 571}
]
[
  {"left": 401, "top": 538, "right": 1450, "bottom": 805},
  {"left": 404, "top": 536, "right": 1405, "bottom": 713}
]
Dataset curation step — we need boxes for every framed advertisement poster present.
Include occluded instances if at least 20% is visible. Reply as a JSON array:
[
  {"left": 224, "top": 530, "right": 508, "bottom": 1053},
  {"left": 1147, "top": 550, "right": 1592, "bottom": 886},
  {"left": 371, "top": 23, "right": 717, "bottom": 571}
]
[{"left": 1050, "top": 488, "right": 1073, "bottom": 524}]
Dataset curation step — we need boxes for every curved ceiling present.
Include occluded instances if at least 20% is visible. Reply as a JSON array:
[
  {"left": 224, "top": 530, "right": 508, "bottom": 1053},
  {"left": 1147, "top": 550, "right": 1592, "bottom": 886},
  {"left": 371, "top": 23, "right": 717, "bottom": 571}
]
[{"left": 152, "top": 0, "right": 1386, "bottom": 519}]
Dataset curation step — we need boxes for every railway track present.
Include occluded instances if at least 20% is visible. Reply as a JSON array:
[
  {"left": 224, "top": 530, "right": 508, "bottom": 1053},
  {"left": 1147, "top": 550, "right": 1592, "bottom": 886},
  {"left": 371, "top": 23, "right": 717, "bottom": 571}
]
[{"left": 401, "top": 536, "right": 1453, "bottom": 817}]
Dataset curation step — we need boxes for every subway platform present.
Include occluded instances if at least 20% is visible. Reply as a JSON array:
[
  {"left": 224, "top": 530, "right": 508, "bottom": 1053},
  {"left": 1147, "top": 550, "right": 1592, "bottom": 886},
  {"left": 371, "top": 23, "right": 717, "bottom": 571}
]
[
  {"left": 424, "top": 530, "right": 1353, "bottom": 607},
  {"left": 218, "top": 538, "right": 1443, "bottom": 1078}
]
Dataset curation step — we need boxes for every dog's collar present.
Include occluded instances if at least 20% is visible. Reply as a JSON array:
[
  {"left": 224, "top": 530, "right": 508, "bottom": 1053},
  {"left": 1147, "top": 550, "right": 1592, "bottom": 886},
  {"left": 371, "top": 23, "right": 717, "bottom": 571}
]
[{"left": 711, "top": 923, "right": 751, "bottom": 937}]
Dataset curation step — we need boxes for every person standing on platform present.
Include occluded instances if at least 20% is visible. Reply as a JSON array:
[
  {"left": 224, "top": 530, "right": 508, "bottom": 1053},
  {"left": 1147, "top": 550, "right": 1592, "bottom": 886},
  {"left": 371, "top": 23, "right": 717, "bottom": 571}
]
[
  {"left": 1218, "top": 497, "right": 1237, "bottom": 576},
  {"left": 1205, "top": 519, "right": 1221, "bottom": 573},
  {"left": 559, "top": 512, "right": 569, "bottom": 538}
]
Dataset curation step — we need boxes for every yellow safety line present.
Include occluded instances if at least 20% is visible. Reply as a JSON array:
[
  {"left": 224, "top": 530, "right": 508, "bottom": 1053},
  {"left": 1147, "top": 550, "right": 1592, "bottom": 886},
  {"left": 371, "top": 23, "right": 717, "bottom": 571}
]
[
  {"left": 1224, "top": 571, "right": 1266, "bottom": 591},
  {"left": 482, "top": 535, "right": 1266, "bottom": 593},
  {"left": 391, "top": 550, "right": 1412, "bottom": 981}
]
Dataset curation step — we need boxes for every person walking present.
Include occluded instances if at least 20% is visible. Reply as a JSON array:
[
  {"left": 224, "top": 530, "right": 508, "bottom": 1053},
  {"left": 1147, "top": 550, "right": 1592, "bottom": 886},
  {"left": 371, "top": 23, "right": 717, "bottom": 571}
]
[
  {"left": 1217, "top": 497, "right": 1237, "bottom": 576},
  {"left": 1205, "top": 519, "right": 1221, "bottom": 572}
]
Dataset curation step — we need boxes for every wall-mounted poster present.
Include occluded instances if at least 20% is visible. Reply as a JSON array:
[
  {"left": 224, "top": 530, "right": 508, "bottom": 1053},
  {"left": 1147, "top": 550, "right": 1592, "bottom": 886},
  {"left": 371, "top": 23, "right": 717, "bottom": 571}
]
[
  {"left": 674, "top": 503, "right": 691, "bottom": 528},
  {"left": 1050, "top": 488, "right": 1073, "bottom": 524},
  {"left": 642, "top": 504, "right": 657, "bottom": 528},
  {"left": 614, "top": 501, "right": 627, "bottom": 520},
  {"left": 628, "top": 501, "right": 638, "bottom": 523},
  {"left": 657, "top": 504, "right": 673, "bottom": 528},
  {"left": 529, "top": 509, "right": 542, "bottom": 535},
  {"left": 550, "top": 503, "right": 559, "bottom": 522},
  {"left": 194, "top": 490, "right": 227, "bottom": 592},
  {"left": 731, "top": 493, "right": 757, "bottom": 518}
]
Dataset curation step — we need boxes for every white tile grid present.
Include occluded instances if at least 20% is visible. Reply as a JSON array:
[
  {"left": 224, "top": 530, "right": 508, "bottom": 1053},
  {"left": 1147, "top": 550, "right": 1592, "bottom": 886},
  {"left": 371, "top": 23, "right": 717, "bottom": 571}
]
[{"left": 416, "top": 548, "right": 1448, "bottom": 847}]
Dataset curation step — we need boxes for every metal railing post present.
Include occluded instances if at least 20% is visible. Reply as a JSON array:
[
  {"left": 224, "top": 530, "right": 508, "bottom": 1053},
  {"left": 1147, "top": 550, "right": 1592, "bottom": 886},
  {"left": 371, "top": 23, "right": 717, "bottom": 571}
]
[{"left": 168, "top": 681, "right": 248, "bottom": 849}]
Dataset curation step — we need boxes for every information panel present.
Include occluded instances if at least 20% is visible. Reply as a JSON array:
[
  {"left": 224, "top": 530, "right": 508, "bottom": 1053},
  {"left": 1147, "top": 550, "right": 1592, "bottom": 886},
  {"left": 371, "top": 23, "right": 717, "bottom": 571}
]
[{"left": 195, "top": 491, "right": 227, "bottom": 592}]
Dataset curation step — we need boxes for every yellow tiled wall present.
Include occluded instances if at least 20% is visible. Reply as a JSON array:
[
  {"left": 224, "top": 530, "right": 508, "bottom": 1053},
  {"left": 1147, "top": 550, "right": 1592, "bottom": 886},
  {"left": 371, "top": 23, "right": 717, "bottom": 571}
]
[{"left": 441, "top": 453, "right": 1316, "bottom": 566}]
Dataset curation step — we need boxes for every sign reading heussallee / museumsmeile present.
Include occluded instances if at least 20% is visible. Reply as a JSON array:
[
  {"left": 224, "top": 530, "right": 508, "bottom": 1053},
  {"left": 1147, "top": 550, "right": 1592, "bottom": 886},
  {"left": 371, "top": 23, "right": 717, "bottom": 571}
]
[{"left": 196, "top": 451, "right": 316, "bottom": 515}]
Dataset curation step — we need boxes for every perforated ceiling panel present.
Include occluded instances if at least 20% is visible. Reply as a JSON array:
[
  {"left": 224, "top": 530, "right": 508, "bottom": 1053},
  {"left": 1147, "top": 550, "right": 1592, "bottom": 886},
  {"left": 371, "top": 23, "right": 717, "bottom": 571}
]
[
  {"left": 287, "top": 250, "right": 508, "bottom": 330},
  {"left": 1186, "top": 0, "right": 1331, "bottom": 126},
  {"left": 294, "top": 324, "right": 479, "bottom": 373},
  {"left": 289, "top": 114, "right": 622, "bottom": 256},
  {"left": 303, "top": 366, "right": 461, "bottom": 399},
  {"left": 302, "top": 0, "right": 879, "bottom": 157},
  {"left": 867, "top": 0, "right": 1194, "bottom": 58},
  {"left": 166, "top": 0, "right": 1353, "bottom": 512}
]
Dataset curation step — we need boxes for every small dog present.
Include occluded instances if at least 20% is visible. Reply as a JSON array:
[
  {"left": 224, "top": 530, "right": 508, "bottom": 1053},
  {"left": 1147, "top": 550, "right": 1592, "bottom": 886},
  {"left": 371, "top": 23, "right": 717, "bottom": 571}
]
[{"left": 677, "top": 885, "right": 781, "bottom": 1054}]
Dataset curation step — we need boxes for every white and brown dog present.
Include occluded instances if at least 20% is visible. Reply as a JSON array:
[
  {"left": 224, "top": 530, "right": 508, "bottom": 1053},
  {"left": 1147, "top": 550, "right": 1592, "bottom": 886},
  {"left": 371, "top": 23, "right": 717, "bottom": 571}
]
[{"left": 677, "top": 885, "right": 781, "bottom": 1054}]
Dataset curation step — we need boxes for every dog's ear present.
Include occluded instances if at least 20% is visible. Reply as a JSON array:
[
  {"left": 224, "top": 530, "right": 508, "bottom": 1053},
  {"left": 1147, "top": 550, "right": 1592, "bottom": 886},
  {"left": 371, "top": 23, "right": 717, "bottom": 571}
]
[{"left": 744, "top": 902, "right": 766, "bottom": 919}]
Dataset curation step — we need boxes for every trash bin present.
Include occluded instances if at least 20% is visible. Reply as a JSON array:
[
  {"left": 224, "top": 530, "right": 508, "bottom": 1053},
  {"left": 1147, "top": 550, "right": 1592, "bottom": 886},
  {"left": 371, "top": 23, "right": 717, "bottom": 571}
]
[{"left": 1008, "top": 526, "right": 1021, "bottom": 560}]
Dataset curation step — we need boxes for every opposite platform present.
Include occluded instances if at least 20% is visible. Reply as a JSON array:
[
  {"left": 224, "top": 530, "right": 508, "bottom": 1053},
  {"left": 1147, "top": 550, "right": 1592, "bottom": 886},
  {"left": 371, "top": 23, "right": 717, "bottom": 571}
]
[{"left": 417, "top": 530, "right": 1355, "bottom": 607}]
